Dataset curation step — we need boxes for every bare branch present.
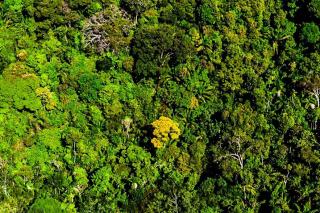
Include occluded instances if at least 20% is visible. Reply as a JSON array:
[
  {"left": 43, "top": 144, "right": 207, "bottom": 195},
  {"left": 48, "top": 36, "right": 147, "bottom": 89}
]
[
  {"left": 215, "top": 137, "right": 245, "bottom": 170},
  {"left": 82, "top": 5, "right": 135, "bottom": 53}
]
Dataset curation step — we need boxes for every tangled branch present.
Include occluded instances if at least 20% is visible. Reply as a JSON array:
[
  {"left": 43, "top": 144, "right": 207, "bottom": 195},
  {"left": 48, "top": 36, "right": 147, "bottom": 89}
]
[{"left": 83, "top": 5, "right": 134, "bottom": 53}]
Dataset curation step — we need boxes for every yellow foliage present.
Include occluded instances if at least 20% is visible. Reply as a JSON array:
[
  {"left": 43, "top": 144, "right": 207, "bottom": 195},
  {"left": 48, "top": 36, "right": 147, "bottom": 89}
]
[
  {"left": 189, "top": 96, "right": 199, "bottom": 109},
  {"left": 190, "top": 28, "right": 203, "bottom": 51},
  {"left": 36, "top": 87, "right": 57, "bottom": 110},
  {"left": 177, "top": 152, "right": 191, "bottom": 174},
  {"left": 151, "top": 116, "right": 181, "bottom": 148},
  {"left": 16, "top": 50, "right": 28, "bottom": 61},
  {"left": 151, "top": 138, "right": 163, "bottom": 149}
]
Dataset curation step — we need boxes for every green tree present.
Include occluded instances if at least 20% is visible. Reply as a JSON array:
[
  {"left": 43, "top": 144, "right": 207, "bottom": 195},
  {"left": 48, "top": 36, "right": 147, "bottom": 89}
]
[
  {"left": 28, "top": 197, "right": 63, "bottom": 213},
  {"left": 309, "top": 0, "right": 320, "bottom": 18},
  {"left": 133, "top": 24, "right": 195, "bottom": 79},
  {"left": 301, "top": 22, "right": 320, "bottom": 44},
  {"left": 122, "top": 0, "right": 157, "bottom": 22}
]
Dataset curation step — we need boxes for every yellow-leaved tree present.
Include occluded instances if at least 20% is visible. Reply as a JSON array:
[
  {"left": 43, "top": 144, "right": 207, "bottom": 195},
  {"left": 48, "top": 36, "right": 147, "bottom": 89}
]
[{"left": 151, "top": 116, "right": 181, "bottom": 148}]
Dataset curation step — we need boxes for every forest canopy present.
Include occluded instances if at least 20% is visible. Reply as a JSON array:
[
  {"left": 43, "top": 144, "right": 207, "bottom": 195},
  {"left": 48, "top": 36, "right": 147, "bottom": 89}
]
[{"left": 0, "top": 0, "right": 320, "bottom": 212}]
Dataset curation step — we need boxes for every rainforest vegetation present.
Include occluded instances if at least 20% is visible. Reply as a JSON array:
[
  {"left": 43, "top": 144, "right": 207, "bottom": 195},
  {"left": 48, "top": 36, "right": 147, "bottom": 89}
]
[{"left": 0, "top": 0, "right": 320, "bottom": 212}]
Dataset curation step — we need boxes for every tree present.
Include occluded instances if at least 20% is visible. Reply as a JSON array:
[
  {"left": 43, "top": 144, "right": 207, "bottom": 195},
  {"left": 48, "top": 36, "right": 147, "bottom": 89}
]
[
  {"left": 309, "top": 0, "right": 320, "bottom": 19},
  {"left": 36, "top": 87, "right": 57, "bottom": 110},
  {"left": 217, "top": 138, "right": 245, "bottom": 169},
  {"left": 83, "top": 4, "right": 135, "bottom": 53},
  {"left": 301, "top": 22, "right": 320, "bottom": 44},
  {"left": 0, "top": 64, "right": 42, "bottom": 111},
  {"left": 121, "top": 0, "right": 157, "bottom": 23},
  {"left": 28, "top": 197, "right": 63, "bottom": 213},
  {"left": 77, "top": 73, "right": 103, "bottom": 102},
  {"left": 133, "top": 24, "right": 194, "bottom": 79},
  {"left": 151, "top": 116, "right": 181, "bottom": 148},
  {"left": 0, "top": 25, "right": 19, "bottom": 71},
  {"left": 198, "top": 0, "right": 222, "bottom": 25}
]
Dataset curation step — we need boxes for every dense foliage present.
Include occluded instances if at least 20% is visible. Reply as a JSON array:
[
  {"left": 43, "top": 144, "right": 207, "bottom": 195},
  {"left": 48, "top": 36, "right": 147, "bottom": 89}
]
[{"left": 0, "top": 0, "right": 320, "bottom": 212}]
